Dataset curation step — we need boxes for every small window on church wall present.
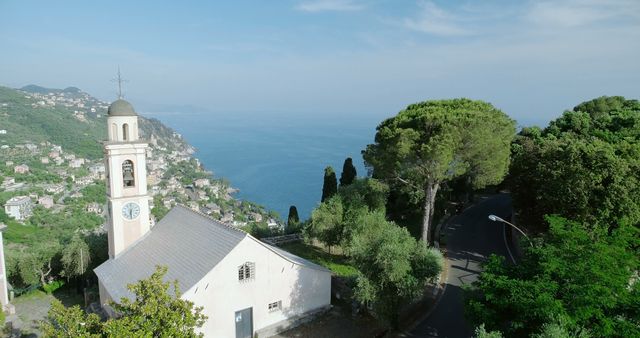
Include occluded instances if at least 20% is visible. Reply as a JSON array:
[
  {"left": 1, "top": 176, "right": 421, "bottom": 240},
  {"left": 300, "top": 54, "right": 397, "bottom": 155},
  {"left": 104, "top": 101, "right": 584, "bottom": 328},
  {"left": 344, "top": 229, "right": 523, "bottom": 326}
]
[
  {"left": 268, "top": 301, "right": 282, "bottom": 312},
  {"left": 238, "top": 262, "right": 255, "bottom": 282},
  {"left": 122, "top": 160, "right": 135, "bottom": 187},
  {"left": 123, "top": 123, "right": 129, "bottom": 141}
]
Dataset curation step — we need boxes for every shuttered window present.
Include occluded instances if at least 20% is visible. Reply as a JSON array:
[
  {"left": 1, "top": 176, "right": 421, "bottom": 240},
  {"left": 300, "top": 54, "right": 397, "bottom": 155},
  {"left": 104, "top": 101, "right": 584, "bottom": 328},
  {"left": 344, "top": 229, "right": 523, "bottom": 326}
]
[{"left": 238, "top": 262, "right": 255, "bottom": 282}]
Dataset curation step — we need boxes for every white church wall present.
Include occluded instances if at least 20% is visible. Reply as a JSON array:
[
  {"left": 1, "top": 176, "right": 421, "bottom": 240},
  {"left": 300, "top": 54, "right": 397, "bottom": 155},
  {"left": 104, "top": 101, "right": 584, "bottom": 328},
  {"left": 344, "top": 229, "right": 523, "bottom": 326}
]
[
  {"left": 0, "top": 230, "right": 9, "bottom": 308},
  {"left": 182, "top": 237, "right": 331, "bottom": 337},
  {"left": 98, "top": 279, "right": 112, "bottom": 308}
]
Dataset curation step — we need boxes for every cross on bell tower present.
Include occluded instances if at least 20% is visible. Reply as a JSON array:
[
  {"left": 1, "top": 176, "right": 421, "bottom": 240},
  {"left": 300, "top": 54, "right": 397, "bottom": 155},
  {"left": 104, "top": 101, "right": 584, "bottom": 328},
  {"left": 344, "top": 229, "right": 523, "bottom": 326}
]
[{"left": 111, "top": 66, "right": 129, "bottom": 99}]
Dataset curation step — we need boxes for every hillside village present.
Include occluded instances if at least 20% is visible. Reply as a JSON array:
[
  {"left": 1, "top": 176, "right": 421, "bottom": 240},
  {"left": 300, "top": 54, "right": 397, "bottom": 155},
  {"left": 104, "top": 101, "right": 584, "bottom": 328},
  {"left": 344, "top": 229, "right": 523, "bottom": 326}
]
[{"left": 0, "top": 85, "right": 281, "bottom": 244}]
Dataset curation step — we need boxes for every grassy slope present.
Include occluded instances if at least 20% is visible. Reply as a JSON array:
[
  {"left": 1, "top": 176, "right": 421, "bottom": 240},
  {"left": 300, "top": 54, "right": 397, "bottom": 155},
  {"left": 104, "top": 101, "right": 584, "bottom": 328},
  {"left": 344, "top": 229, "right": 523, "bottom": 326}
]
[{"left": 280, "top": 241, "right": 358, "bottom": 277}]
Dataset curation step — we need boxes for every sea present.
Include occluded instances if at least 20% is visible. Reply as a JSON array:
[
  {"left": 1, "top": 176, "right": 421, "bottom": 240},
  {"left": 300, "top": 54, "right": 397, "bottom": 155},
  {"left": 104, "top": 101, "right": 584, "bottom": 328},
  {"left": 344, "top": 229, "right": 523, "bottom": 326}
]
[{"left": 147, "top": 111, "right": 381, "bottom": 220}]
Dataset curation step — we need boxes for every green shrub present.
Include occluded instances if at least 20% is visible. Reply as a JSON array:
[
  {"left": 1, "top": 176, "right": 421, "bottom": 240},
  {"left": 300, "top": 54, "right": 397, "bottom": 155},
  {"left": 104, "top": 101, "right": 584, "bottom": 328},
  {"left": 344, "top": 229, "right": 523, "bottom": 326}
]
[{"left": 42, "top": 280, "right": 65, "bottom": 294}]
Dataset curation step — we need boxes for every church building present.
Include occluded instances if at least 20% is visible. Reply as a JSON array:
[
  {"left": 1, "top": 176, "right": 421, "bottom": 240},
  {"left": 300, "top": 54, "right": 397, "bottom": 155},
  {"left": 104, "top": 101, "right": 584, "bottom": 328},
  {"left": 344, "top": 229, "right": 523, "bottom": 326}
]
[{"left": 94, "top": 99, "right": 331, "bottom": 338}]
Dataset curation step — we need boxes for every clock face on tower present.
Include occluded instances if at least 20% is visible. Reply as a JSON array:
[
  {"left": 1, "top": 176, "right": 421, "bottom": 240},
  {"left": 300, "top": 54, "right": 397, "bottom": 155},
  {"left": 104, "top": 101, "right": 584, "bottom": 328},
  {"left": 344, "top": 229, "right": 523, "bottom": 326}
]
[{"left": 122, "top": 202, "right": 141, "bottom": 220}]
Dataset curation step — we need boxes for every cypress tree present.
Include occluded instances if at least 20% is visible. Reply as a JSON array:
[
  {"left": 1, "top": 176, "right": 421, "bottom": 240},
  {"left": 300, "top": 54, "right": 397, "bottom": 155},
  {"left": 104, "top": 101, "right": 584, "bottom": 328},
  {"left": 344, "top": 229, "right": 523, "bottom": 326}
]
[
  {"left": 339, "top": 157, "right": 357, "bottom": 186},
  {"left": 287, "top": 205, "right": 299, "bottom": 227},
  {"left": 321, "top": 166, "right": 338, "bottom": 202}
]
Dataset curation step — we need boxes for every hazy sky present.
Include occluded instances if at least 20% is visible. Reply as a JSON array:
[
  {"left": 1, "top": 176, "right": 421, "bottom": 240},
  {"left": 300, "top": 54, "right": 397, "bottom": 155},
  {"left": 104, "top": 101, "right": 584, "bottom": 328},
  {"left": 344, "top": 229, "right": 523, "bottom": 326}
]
[{"left": 1, "top": 0, "right": 639, "bottom": 125}]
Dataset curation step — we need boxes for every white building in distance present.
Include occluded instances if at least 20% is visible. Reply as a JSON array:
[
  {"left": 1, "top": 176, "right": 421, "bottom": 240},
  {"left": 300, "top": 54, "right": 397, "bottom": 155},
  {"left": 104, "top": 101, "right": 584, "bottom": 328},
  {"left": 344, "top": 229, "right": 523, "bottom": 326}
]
[
  {"left": 94, "top": 99, "right": 331, "bottom": 338},
  {"left": 4, "top": 196, "right": 33, "bottom": 221}
]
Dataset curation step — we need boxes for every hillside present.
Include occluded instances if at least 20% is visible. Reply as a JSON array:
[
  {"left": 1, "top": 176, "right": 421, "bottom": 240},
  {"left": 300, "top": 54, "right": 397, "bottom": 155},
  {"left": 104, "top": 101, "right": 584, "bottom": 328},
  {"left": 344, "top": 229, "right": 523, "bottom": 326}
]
[
  {"left": 0, "top": 86, "right": 191, "bottom": 159},
  {"left": 20, "top": 85, "right": 81, "bottom": 96},
  {"left": 0, "top": 84, "right": 280, "bottom": 244},
  {"left": 0, "top": 84, "right": 282, "bottom": 306}
]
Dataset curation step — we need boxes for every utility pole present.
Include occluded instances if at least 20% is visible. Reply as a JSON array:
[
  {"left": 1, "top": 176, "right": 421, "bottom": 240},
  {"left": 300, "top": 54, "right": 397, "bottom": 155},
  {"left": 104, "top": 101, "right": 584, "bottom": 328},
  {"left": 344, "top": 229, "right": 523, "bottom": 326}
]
[{"left": 80, "top": 247, "right": 84, "bottom": 275}]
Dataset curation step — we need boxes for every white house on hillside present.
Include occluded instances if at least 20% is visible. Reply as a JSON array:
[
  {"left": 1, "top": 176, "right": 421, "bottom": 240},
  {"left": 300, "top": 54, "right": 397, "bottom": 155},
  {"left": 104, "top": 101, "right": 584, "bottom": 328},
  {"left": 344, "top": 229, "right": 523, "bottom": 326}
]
[
  {"left": 4, "top": 196, "right": 33, "bottom": 221},
  {"left": 94, "top": 99, "right": 331, "bottom": 338}
]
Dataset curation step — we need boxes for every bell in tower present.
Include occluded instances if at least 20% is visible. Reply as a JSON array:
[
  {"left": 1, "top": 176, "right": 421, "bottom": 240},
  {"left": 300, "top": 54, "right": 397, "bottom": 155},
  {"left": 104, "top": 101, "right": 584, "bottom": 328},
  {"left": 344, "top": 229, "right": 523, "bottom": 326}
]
[{"left": 122, "top": 160, "right": 135, "bottom": 187}]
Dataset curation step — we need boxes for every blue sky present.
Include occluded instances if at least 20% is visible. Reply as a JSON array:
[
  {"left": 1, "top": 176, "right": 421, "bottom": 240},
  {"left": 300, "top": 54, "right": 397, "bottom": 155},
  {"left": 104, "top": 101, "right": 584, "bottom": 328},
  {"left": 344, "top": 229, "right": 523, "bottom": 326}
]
[{"left": 1, "top": 0, "right": 639, "bottom": 125}]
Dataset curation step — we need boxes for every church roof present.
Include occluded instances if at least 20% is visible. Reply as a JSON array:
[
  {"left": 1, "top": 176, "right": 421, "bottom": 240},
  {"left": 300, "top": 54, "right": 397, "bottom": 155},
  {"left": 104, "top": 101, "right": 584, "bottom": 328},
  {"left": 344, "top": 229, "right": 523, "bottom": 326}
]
[
  {"left": 94, "top": 205, "right": 246, "bottom": 301},
  {"left": 94, "top": 205, "right": 328, "bottom": 302},
  {"left": 107, "top": 99, "right": 137, "bottom": 116}
]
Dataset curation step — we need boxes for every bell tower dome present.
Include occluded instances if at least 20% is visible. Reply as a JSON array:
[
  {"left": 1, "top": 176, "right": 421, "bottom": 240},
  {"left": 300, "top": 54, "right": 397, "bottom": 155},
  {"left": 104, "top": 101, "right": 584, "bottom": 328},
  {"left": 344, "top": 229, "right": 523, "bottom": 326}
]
[
  {"left": 107, "top": 99, "right": 139, "bottom": 142},
  {"left": 104, "top": 99, "right": 151, "bottom": 258}
]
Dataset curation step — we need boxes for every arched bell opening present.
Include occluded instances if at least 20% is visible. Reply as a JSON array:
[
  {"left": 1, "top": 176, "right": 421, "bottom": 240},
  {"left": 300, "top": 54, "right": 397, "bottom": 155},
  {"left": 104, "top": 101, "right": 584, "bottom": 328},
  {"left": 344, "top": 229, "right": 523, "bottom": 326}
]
[
  {"left": 122, "top": 160, "right": 135, "bottom": 187},
  {"left": 123, "top": 123, "right": 129, "bottom": 141},
  {"left": 111, "top": 123, "right": 118, "bottom": 141}
]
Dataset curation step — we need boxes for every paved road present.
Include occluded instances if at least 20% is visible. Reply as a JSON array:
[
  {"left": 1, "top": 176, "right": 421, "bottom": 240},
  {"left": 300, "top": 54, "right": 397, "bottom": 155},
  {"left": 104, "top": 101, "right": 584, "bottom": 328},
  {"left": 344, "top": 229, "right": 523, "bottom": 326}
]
[{"left": 406, "top": 194, "right": 512, "bottom": 338}]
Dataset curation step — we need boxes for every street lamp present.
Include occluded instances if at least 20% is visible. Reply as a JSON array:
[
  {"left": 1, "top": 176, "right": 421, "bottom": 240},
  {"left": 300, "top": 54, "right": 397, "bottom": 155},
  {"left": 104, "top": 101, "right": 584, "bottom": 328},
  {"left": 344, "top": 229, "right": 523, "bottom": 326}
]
[{"left": 488, "top": 214, "right": 533, "bottom": 247}]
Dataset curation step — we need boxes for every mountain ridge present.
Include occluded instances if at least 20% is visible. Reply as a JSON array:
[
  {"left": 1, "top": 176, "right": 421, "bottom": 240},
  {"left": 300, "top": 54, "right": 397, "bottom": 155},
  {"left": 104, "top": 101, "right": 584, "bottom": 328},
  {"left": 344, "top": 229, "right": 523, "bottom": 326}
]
[{"left": 0, "top": 85, "right": 192, "bottom": 159}]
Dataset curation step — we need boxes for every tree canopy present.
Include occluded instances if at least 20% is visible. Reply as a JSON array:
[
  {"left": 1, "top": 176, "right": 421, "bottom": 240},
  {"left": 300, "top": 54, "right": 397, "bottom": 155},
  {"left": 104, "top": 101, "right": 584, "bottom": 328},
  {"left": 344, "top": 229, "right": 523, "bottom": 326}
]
[
  {"left": 321, "top": 166, "right": 338, "bottom": 202},
  {"left": 349, "top": 210, "right": 443, "bottom": 328},
  {"left": 306, "top": 176, "right": 442, "bottom": 329},
  {"left": 308, "top": 178, "right": 389, "bottom": 250},
  {"left": 61, "top": 234, "right": 91, "bottom": 280},
  {"left": 363, "top": 99, "right": 515, "bottom": 243},
  {"left": 309, "top": 195, "right": 344, "bottom": 251},
  {"left": 509, "top": 96, "right": 640, "bottom": 232},
  {"left": 339, "top": 157, "right": 357, "bottom": 186},
  {"left": 42, "top": 266, "right": 207, "bottom": 338},
  {"left": 466, "top": 216, "right": 639, "bottom": 337},
  {"left": 287, "top": 205, "right": 300, "bottom": 228}
]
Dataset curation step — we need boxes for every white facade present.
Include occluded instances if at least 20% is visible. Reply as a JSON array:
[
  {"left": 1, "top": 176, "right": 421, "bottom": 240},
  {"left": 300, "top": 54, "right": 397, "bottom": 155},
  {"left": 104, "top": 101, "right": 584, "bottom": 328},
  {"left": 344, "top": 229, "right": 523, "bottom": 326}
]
[
  {"left": 4, "top": 196, "right": 33, "bottom": 220},
  {"left": 184, "top": 237, "right": 331, "bottom": 337}
]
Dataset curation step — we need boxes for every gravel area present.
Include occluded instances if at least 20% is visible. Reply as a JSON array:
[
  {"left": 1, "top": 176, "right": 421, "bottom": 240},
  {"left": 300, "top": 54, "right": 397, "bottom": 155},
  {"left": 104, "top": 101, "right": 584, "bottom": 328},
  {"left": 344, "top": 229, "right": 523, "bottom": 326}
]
[{"left": 274, "top": 304, "right": 385, "bottom": 338}]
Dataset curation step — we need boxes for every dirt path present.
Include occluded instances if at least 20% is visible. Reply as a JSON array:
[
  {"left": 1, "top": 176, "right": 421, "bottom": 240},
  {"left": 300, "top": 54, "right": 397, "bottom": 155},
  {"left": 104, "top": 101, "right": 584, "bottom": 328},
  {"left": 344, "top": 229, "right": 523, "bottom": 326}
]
[{"left": 5, "top": 286, "right": 84, "bottom": 337}]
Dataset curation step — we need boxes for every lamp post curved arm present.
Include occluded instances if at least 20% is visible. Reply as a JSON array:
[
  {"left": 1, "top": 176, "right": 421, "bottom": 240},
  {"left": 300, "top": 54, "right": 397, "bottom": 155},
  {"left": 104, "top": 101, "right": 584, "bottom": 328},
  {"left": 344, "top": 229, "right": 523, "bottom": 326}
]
[{"left": 488, "top": 214, "right": 533, "bottom": 247}]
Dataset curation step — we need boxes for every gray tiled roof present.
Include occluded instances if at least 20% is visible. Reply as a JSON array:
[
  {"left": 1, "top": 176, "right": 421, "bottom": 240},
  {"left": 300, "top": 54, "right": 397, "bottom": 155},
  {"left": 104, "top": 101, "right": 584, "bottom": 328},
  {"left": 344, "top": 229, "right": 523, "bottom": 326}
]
[{"left": 94, "top": 205, "right": 246, "bottom": 301}]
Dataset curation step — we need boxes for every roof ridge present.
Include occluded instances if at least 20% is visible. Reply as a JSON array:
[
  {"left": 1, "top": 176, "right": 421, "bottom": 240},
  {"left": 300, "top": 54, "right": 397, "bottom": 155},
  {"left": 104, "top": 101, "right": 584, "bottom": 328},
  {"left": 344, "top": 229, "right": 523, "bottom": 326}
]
[
  {"left": 174, "top": 204, "right": 248, "bottom": 236},
  {"left": 249, "top": 237, "right": 331, "bottom": 273}
]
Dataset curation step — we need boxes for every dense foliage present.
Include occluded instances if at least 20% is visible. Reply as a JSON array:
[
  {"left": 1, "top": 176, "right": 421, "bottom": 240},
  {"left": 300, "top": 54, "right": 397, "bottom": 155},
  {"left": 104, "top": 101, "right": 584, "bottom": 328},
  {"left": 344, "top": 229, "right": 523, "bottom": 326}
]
[
  {"left": 510, "top": 96, "right": 640, "bottom": 232},
  {"left": 466, "top": 216, "right": 639, "bottom": 337},
  {"left": 307, "top": 176, "right": 442, "bottom": 329},
  {"left": 42, "top": 266, "right": 207, "bottom": 337},
  {"left": 350, "top": 210, "right": 443, "bottom": 328},
  {"left": 363, "top": 99, "right": 515, "bottom": 243},
  {"left": 469, "top": 96, "right": 640, "bottom": 337},
  {"left": 308, "top": 178, "right": 389, "bottom": 251},
  {"left": 60, "top": 234, "right": 91, "bottom": 280}
]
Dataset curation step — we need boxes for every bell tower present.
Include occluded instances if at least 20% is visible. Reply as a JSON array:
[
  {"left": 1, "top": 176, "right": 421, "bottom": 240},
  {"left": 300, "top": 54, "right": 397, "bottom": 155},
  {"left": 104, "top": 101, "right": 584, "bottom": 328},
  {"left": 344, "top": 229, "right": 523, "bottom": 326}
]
[{"left": 104, "top": 99, "right": 151, "bottom": 258}]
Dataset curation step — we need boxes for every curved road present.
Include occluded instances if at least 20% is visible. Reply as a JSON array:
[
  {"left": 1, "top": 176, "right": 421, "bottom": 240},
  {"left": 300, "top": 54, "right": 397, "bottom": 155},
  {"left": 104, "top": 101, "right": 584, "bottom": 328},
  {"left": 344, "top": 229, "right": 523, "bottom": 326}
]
[{"left": 406, "top": 194, "right": 512, "bottom": 338}]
